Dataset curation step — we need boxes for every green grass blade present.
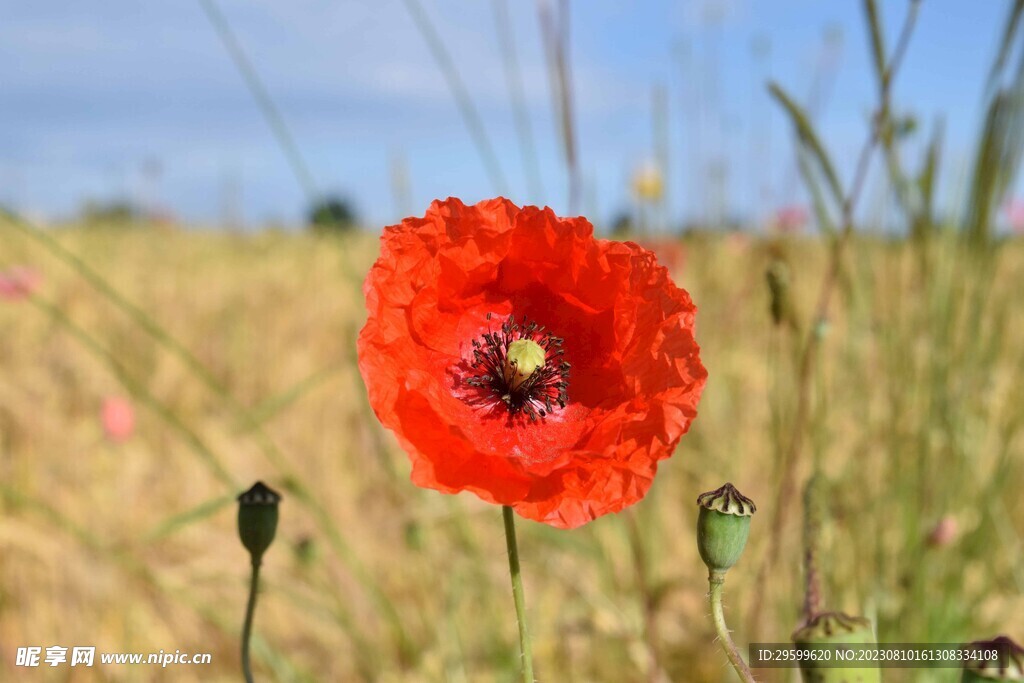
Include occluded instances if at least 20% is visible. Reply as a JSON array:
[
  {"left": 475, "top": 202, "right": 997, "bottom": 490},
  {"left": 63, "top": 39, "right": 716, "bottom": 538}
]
[
  {"left": 917, "top": 121, "right": 942, "bottom": 209},
  {"left": 400, "top": 0, "right": 508, "bottom": 195},
  {"left": 142, "top": 494, "right": 237, "bottom": 543},
  {"left": 862, "top": 0, "right": 888, "bottom": 89},
  {"left": 964, "top": 4, "right": 1024, "bottom": 245},
  {"left": 197, "top": 0, "right": 319, "bottom": 203},
  {"left": 769, "top": 82, "right": 844, "bottom": 208},
  {"left": 796, "top": 147, "right": 838, "bottom": 236},
  {"left": 964, "top": 88, "right": 1024, "bottom": 245},
  {"left": 241, "top": 362, "right": 345, "bottom": 432},
  {"left": 987, "top": 0, "right": 1024, "bottom": 91}
]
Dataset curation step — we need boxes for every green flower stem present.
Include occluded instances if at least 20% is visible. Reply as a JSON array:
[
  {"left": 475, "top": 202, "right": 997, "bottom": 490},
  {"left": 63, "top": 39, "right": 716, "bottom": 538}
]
[
  {"left": 708, "top": 572, "right": 755, "bottom": 683},
  {"left": 502, "top": 506, "right": 535, "bottom": 683},
  {"left": 241, "top": 560, "right": 261, "bottom": 683}
]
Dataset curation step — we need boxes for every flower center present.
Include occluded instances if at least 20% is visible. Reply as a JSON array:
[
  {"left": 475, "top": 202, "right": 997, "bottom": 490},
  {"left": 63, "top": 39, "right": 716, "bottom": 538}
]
[
  {"left": 464, "top": 314, "right": 570, "bottom": 421},
  {"left": 504, "top": 339, "right": 545, "bottom": 391}
]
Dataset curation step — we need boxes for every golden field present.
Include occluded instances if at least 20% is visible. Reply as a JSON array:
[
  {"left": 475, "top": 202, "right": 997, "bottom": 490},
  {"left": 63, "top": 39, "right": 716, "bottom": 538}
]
[{"left": 1, "top": 222, "right": 1022, "bottom": 682}]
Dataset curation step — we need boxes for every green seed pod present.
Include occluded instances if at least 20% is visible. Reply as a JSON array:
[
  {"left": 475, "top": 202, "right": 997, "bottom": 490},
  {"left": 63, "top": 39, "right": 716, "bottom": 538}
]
[
  {"left": 792, "top": 612, "right": 880, "bottom": 683},
  {"left": 961, "top": 636, "right": 1024, "bottom": 682},
  {"left": 696, "top": 483, "right": 756, "bottom": 576},
  {"left": 237, "top": 481, "right": 281, "bottom": 565}
]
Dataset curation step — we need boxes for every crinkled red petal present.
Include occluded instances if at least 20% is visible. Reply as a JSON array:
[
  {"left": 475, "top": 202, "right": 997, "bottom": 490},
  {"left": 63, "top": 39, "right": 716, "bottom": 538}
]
[{"left": 358, "top": 197, "right": 706, "bottom": 529}]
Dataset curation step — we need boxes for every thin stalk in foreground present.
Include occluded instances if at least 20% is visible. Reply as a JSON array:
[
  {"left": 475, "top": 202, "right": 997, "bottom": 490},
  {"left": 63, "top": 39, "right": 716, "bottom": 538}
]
[
  {"left": 242, "top": 561, "right": 261, "bottom": 683},
  {"left": 502, "top": 506, "right": 535, "bottom": 683},
  {"left": 708, "top": 573, "right": 755, "bottom": 683}
]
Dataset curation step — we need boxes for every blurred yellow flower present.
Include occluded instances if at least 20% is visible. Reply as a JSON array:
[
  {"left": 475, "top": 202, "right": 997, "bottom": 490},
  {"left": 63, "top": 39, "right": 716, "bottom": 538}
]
[{"left": 631, "top": 163, "right": 664, "bottom": 202}]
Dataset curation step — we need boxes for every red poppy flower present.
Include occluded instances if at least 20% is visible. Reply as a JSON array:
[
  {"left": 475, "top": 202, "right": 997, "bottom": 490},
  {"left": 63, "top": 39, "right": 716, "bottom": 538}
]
[{"left": 358, "top": 197, "right": 706, "bottom": 529}]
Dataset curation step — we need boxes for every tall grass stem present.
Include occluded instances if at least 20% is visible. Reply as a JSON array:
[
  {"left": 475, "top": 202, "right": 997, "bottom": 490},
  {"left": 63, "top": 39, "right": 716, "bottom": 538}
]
[
  {"left": 492, "top": 0, "right": 544, "bottom": 201},
  {"left": 537, "top": 0, "right": 579, "bottom": 213},
  {"left": 750, "top": 0, "right": 923, "bottom": 637},
  {"left": 198, "top": 0, "right": 319, "bottom": 202},
  {"left": 401, "top": 0, "right": 509, "bottom": 195}
]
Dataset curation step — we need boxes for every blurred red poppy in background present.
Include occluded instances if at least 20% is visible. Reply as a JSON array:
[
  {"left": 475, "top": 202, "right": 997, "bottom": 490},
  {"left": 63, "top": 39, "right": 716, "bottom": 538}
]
[
  {"left": 358, "top": 197, "right": 706, "bottom": 529},
  {"left": 102, "top": 396, "right": 135, "bottom": 443},
  {"left": 0, "top": 266, "right": 41, "bottom": 302},
  {"left": 773, "top": 204, "right": 809, "bottom": 233},
  {"left": 1004, "top": 198, "right": 1024, "bottom": 233}
]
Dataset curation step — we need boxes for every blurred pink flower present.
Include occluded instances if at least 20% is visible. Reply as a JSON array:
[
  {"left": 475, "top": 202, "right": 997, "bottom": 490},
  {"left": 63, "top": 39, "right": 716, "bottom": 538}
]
[
  {"left": 102, "top": 396, "right": 136, "bottom": 443},
  {"left": 927, "top": 515, "right": 958, "bottom": 548},
  {"left": 773, "top": 205, "right": 809, "bottom": 233},
  {"left": 725, "top": 232, "right": 750, "bottom": 254},
  {"left": 0, "top": 266, "right": 41, "bottom": 301},
  {"left": 1004, "top": 198, "right": 1024, "bottom": 233}
]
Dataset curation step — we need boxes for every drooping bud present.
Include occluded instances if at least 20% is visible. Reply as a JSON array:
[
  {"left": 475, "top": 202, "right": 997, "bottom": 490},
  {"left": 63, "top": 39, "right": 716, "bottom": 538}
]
[
  {"left": 237, "top": 481, "right": 281, "bottom": 565},
  {"left": 504, "top": 338, "right": 546, "bottom": 390},
  {"left": 696, "top": 483, "right": 756, "bottom": 577},
  {"left": 961, "top": 636, "right": 1024, "bottom": 682},
  {"left": 792, "top": 612, "right": 880, "bottom": 683}
]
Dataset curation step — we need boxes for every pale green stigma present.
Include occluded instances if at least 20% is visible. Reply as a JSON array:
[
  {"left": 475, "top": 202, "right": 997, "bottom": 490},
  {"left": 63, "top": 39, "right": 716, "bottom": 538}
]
[
  {"left": 465, "top": 314, "right": 570, "bottom": 421},
  {"left": 504, "top": 339, "right": 546, "bottom": 391}
]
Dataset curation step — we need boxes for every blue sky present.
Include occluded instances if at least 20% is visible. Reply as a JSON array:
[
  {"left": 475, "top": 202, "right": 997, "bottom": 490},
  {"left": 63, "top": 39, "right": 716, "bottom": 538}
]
[{"left": 0, "top": 0, "right": 1011, "bottom": 229}]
